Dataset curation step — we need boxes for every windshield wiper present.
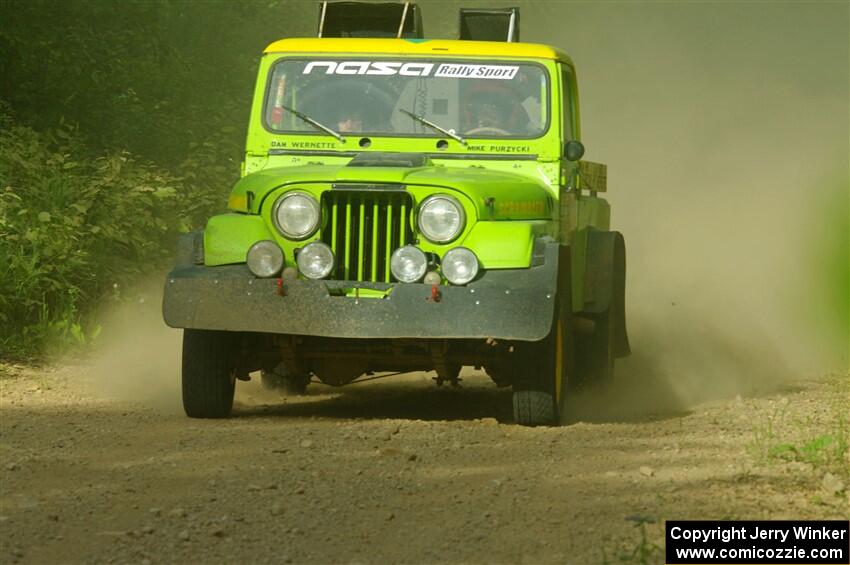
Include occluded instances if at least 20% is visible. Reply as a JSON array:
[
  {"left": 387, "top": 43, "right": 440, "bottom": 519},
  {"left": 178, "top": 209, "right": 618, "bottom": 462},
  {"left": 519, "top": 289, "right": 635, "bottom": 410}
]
[
  {"left": 280, "top": 104, "right": 344, "bottom": 142},
  {"left": 399, "top": 109, "right": 467, "bottom": 146}
]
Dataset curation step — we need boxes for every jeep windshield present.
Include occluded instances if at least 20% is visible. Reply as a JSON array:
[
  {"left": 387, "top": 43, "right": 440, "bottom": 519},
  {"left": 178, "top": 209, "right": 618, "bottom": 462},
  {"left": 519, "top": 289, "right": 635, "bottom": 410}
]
[{"left": 264, "top": 58, "right": 549, "bottom": 139}]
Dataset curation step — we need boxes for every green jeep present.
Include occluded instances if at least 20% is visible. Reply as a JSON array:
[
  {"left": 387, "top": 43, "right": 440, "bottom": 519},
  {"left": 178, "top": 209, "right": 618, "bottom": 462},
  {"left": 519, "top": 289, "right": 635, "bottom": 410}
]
[{"left": 162, "top": 3, "right": 629, "bottom": 426}]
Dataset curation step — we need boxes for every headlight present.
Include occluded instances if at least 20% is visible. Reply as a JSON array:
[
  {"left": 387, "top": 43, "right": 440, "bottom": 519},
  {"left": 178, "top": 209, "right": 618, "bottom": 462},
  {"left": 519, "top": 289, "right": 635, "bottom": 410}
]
[
  {"left": 273, "top": 192, "right": 320, "bottom": 240},
  {"left": 297, "top": 242, "right": 335, "bottom": 280},
  {"left": 442, "top": 247, "right": 479, "bottom": 285},
  {"left": 390, "top": 245, "right": 427, "bottom": 283},
  {"left": 417, "top": 195, "right": 465, "bottom": 243},
  {"left": 246, "top": 240, "right": 284, "bottom": 278}
]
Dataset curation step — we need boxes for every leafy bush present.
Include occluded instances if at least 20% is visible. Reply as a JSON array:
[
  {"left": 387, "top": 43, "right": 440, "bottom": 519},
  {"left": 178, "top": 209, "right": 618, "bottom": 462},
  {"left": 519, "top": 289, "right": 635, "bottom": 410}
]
[
  {"left": 0, "top": 0, "right": 313, "bottom": 168},
  {"left": 0, "top": 0, "right": 321, "bottom": 359},
  {"left": 0, "top": 107, "right": 223, "bottom": 358},
  {"left": 0, "top": 1, "right": 318, "bottom": 360}
]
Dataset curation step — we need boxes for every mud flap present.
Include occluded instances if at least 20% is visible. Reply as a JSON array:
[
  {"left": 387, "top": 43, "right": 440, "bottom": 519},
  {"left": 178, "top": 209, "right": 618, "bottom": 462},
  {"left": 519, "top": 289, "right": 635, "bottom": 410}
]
[{"left": 582, "top": 229, "right": 629, "bottom": 357}]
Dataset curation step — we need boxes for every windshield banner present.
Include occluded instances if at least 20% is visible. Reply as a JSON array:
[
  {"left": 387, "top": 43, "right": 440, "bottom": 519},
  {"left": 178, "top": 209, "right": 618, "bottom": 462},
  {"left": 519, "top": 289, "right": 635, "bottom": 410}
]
[
  {"left": 302, "top": 61, "right": 519, "bottom": 80},
  {"left": 434, "top": 63, "right": 518, "bottom": 79}
]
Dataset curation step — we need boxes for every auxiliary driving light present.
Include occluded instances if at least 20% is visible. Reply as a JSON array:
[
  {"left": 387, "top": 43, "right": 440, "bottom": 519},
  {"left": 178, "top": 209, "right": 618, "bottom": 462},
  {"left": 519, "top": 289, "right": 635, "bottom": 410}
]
[
  {"left": 297, "top": 242, "right": 334, "bottom": 280},
  {"left": 390, "top": 245, "right": 428, "bottom": 283},
  {"left": 246, "top": 240, "right": 285, "bottom": 278},
  {"left": 442, "top": 247, "right": 479, "bottom": 285}
]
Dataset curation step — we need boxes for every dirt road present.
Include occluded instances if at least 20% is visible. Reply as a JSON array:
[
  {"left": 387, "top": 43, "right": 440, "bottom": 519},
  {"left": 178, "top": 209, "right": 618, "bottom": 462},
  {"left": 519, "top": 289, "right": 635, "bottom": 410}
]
[{"left": 1, "top": 362, "right": 847, "bottom": 564}]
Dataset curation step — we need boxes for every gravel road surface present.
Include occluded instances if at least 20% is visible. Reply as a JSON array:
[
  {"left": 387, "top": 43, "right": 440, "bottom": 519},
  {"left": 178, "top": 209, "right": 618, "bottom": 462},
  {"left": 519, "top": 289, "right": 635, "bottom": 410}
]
[{"left": 1, "top": 362, "right": 847, "bottom": 564}]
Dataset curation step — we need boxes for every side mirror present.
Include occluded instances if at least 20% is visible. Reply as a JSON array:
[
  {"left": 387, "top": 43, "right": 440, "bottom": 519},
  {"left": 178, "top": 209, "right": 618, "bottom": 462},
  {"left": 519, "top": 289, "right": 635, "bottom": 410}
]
[{"left": 564, "top": 140, "right": 585, "bottom": 162}]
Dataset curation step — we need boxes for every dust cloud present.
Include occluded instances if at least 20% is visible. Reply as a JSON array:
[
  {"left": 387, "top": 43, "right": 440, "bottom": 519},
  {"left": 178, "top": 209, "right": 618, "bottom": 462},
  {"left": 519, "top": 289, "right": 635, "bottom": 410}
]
[
  {"left": 84, "top": 2, "right": 847, "bottom": 418},
  {"left": 516, "top": 1, "right": 849, "bottom": 407},
  {"left": 82, "top": 282, "right": 183, "bottom": 414}
]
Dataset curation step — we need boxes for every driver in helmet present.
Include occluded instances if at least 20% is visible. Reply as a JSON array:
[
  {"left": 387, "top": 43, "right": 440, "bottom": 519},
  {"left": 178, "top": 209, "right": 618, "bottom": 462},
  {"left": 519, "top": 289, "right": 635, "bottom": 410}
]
[
  {"left": 468, "top": 100, "right": 505, "bottom": 131},
  {"left": 464, "top": 84, "right": 531, "bottom": 135},
  {"left": 336, "top": 109, "right": 365, "bottom": 133}
]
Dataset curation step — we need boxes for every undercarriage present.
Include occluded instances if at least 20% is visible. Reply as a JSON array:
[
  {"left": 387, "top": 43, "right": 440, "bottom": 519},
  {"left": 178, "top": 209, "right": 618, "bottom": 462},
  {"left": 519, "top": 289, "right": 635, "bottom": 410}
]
[{"left": 233, "top": 333, "right": 519, "bottom": 387}]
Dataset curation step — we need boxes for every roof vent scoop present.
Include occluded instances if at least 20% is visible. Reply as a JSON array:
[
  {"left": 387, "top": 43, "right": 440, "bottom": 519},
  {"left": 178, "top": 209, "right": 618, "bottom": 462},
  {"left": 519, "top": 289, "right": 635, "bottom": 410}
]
[
  {"left": 459, "top": 7, "right": 519, "bottom": 42},
  {"left": 317, "top": 1, "right": 423, "bottom": 38}
]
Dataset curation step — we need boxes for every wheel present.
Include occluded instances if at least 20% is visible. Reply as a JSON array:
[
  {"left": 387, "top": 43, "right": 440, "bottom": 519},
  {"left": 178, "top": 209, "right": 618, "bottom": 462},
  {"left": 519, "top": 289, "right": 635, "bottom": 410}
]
[
  {"left": 260, "top": 363, "right": 311, "bottom": 395},
  {"left": 576, "top": 307, "right": 616, "bottom": 387},
  {"left": 512, "top": 249, "right": 574, "bottom": 426},
  {"left": 512, "top": 310, "right": 573, "bottom": 426},
  {"left": 182, "top": 329, "right": 236, "bottom": 418}
]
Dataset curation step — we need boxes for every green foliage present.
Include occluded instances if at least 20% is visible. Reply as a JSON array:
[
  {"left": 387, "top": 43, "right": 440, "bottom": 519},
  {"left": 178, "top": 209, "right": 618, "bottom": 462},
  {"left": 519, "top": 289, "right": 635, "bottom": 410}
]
[
  {"left": 0, "top": 0, "right": 323, "bottom": 358},
  {"left": 768, "top": 434, "right": 846, "bottom": 468},
  {"left": 0, "top": 108, "right": 217, "bottom": 358},
  {"left": 0, "top": 0, "right": 315, "bottom": 167},
  {"left": 601, "top": 519, "right": 663, "bottom": 565},
  {"left": 749, "top": 381, "right": 850, "bottom": 478},
  {"left": 620, "top": 522, "right": 663, "bottom": 565}
]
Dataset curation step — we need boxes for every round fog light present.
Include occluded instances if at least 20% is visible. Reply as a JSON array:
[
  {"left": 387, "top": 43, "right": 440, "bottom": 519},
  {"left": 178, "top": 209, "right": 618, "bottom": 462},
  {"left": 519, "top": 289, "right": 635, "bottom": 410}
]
[
  {"left": 297, "top": 242, "right": 335, "bottom": 280},
  {"left": 390, "top": 245, "right": 427, "bottom": 283},
  {"left": 246, "top": 240, "right": 284, "bottom": 278},
  {"left": 442, "top": 247, "right": 479, "bottom": 285}
]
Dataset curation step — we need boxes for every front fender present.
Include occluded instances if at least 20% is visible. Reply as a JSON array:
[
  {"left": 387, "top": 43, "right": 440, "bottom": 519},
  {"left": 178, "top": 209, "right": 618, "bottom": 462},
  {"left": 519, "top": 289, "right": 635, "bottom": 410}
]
[
  {"left": 204, "top": 213, "right": 275, "bottom": 266},
  {"left": 460, "top": 221, "right": 551, "bottom": 268}
]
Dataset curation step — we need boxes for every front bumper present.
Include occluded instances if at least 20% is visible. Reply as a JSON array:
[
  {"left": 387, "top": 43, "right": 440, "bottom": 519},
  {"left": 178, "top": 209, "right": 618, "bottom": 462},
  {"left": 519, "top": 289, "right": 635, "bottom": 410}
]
[{"left": 163, "top": 239, "right": 560, "bottom": 341}]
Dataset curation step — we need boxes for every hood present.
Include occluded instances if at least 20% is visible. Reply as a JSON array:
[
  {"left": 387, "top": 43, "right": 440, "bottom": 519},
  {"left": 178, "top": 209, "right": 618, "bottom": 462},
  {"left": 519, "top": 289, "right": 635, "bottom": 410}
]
[{"left": 229, "top": 161, "right": 555, "bottom": 221}]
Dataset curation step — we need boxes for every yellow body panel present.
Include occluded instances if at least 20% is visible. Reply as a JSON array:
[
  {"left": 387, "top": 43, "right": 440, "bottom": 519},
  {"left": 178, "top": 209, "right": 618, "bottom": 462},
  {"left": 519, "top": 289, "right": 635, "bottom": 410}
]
[{"left": 264, "top": 37, "right": 572, "bottom": 64}]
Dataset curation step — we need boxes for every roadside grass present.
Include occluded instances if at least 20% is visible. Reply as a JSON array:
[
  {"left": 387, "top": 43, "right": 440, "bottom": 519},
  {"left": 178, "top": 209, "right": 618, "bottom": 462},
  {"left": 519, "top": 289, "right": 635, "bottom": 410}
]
[
  {"left": 601, "top": 519, "right": 664, "bottom": 565},
  {"left": 748, "top": 372, "right": 849, "bottom": 486},
  {"left": 0, "top": 362, "right": 15, "bottom": 380}
]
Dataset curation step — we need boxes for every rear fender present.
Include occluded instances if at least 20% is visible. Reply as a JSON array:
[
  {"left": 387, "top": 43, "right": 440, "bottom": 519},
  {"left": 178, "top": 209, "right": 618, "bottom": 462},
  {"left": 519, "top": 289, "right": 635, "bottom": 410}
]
[{"left": 579, "top": 229, "right": 629, "bottom": 356}]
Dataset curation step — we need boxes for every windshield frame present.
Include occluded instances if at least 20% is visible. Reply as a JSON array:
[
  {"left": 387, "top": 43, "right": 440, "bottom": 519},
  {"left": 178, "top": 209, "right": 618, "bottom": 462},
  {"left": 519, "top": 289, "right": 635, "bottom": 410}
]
[{"left": 260, "top": 56, "right": 552, "bottom": 141}]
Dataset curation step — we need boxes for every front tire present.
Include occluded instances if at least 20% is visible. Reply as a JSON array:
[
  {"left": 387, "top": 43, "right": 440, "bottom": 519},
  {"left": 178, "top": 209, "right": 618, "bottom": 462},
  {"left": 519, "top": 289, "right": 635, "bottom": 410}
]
[
  {"left": 182, "top": 329, "right": 236, "bottom": 418},
  {"left": 512, "top": 246, "right": 574, "bottom": 426},
  {"left": 512, "top": 312, "right": 573, "bottom": 426}
]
